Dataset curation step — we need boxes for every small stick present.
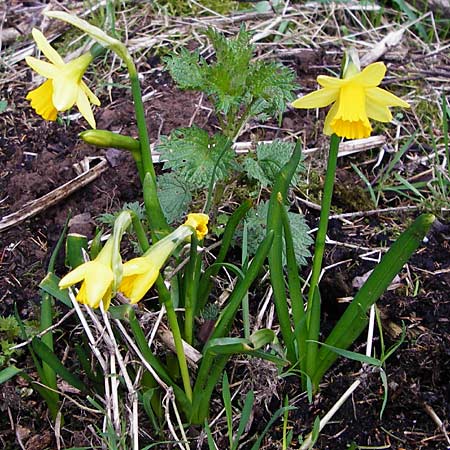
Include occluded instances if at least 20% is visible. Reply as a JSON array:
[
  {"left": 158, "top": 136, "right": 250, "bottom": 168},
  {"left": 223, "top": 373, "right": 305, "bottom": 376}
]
[{"left": 0, "top": 157, "right": 108, "bottom": 233}]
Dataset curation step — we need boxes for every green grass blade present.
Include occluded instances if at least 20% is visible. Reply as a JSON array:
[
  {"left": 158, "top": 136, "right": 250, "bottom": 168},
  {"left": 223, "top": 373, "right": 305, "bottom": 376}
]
[
  {"left": 312, "top": 213, "right": 435, "bottom": 386},
  {"left": 204, "top": 420, "right": 218, "bottom": 450},
  {"left": 249, "top": 406, "right": 297, "bottom": 450},
  {"left": 232, "top": 390, "right": 254, "bottom": 450},
  {"left": 222, "top": 373, "right": 233, "bottom": 448}
]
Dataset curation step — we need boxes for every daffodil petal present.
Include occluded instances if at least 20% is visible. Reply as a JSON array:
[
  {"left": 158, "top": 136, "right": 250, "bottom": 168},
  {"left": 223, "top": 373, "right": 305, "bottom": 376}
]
[
  {"left": 59, "top": 262, "right": 89, "bottom": 289},
  {"left": 25, "top": 56, "right": 59, "bottom": 79},
  {"left": 26, "top": 80, "right": 58, "bottom": 121},
  {"left": 121, "top": 270, "right": 159, "bottom": 304},
  {"left": 76, "top": 89, "right": 96, "bottom": 128},
  {"left": 80, "top": 81, "right": 100, "bottom": 106},
  {"left": 366, "top": 87, "right": 410, "bottom": 108},
  {"left": 52, "top": 77, "right": 78, "bottom": 111},
  {"left": 122, "top": 258, "right": 150, "bottom": 276},
  {"left": 317, "top": 75, "right": 346, "bottom": 88},
  {"left": 292, "top": 88, "right": 339, "bottom": 109},
  {"left": 323, "top": 100, "right": 339, "bottom": 135},
  {"left": 355, "top": 62, "right": 386, "bottom": 87},
  {"left": 84, "top": 264, "right": 113, "bottom": 308},
  {"left": 31, "top": 28, "right": 64, "bottom": 66},
  {"left": 366, "top": 101, "right": 392, "bottom": 122}
]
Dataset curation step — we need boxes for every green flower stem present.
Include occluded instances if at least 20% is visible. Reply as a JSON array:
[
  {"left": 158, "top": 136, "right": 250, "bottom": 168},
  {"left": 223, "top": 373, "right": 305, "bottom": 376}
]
[
  {"left": 130, "top": 212, "right": 150, "bottom": 252},
  {"left": 124, "top": 57, "right": 169, "bottom": 235},
  {"left": 155, "top": 277, "right": 193, "bottom": 402},
  {"left": 184, "top": 234, "right": 200, "bottom": 345},
  {"left": 144, "top": 174, "right": 171, "bottom": 237},
  {"left": 39, "top": 217, "right": 69, "bottom": 416},
  {"left": 305, "top": 133, "right": 340, "bottom": 380}
]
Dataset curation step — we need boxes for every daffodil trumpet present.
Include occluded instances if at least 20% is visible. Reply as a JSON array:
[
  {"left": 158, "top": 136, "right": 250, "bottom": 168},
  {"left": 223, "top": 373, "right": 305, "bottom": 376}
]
[
  {"left": 26, "top": 29, "right": 102, "bottom": 128},
  {"left": 119, "top": 213, "right": 209, "bottom": 304},
  {"left": 292, "top": 58, "right": 409, "bottom": 140},
  {"left": 59, "top": 238, "right": 115, "bottom": 310},
  {"left": 58, "top": 211, "right": 131, "bottom": 310}
]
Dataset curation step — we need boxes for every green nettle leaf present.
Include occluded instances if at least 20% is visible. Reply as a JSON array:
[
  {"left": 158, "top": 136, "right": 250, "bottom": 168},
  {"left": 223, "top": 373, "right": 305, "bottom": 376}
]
[
  {"left": 248, "top": 61, "right": 297, "bottom": 118},
  {"left": 163, "top": 27, "right": 298, "bottom": 125},
  {"left": 203, "top": 27, "right": 254, "bottom": 114},
  {"left": 157, "top": 172, "right": 193, "bottom": 224},
  {"left": 158, "top": 126, "right": 235, "bottom": 188},
  {"left": 246, "top": 201, "right": 312, "bottom": 266},
  {"left": 163, "top": 48, "right": 204, "bottom": 90},
  {"left": 244, "top": 141, "right": 304, "bottom": 187}
]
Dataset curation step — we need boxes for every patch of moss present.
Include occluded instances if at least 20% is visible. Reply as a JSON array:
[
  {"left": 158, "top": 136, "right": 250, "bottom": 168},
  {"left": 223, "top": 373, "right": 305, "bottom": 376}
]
[{"left": 153, "top": 0, "right": 241, "bottom": 16}]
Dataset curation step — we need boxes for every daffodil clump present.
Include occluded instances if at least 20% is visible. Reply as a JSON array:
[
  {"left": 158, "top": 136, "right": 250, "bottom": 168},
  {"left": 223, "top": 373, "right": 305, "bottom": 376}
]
[
  {"left": 59, "top": 213, "right": 209, "bottom": 309},
  {"left": 292, "top": 60, "right": 409, "bottom": 139},
  {"left": 26, "top": 29, "right": 100, "bottom": 128}
]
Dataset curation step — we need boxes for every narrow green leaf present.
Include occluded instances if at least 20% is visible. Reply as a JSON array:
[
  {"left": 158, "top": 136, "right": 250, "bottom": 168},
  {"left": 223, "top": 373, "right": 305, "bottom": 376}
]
[
  {"left": 313, "top": 213, "right": 435, "bottom": 386},
  {"left": 267, "top": 140, "right": 302, "bottom": 362},
  {"left": 204, "top": 420, "right": 218, "bottom": 450},
  {"left": 198, "top": 199, "right": 252, "bottom": 311},
  {"left": 0, "top": 366, "right": 22, "bottom": 384},
  {"left": 39, "top": 273, "right": 71, "bottom": 307},
  {"left": 309, "top": 341, "right": 381, "bottom": 366},
  {"left": 32, "top": 337, "right": 87, "bottom": 392},
  {"left": 222, "top": 373, "right": 233, "bottom": 448},
  {"left": 232, "top": 390, "right": 254, "bottom": 450},
  {"left": 65, "top": 233, "right": 88, "bottom": 269},
  {"left": 249, "top": 406, "right": 297, "bottom": 450}
]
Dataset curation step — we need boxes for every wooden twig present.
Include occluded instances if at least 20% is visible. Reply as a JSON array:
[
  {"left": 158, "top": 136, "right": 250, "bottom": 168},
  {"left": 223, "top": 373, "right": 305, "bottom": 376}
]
[{"left": 0, "top": 156, "right": 108, "bottom": 233}]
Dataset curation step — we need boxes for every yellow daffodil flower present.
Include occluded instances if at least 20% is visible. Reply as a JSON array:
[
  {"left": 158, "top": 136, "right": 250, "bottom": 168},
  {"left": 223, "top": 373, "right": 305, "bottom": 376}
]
[
  {"left": 26, "top": 28, "right": 100, "bottom": 128},
  {"left": 119, "top": 213, "right": 209, "bottom": 304},
  {"left": 184, "top": 213, "right": 209, "bottom": 240},
  {"left": 292, "top": 61, "right": 409, "bottom": 140},
  {"left": 59, "top": 240, "right": 114, "bottom": 310}
]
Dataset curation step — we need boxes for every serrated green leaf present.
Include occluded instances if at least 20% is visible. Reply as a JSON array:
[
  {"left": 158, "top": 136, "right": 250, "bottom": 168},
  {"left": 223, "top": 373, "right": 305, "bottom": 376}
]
[
  {"left": 244, "top": 140, "right": 304, "bottom": 187},
  {"left": 248, "top": 61, "right": 297, "bottom": 118},
  {"left": 164, "top": 27, "right": 298, "bottom": 124},
  {"left": 246, "top": 201, "right": 312, "bottom": 266},
  {"left": 157, "top": 172, "right": 192, "bottom": 224},
  {"left": 163, "top": 48, "right": 204, "bottom": 90},
  {"left": 158, "top": 127, "right": 234, "bottom": 188}
]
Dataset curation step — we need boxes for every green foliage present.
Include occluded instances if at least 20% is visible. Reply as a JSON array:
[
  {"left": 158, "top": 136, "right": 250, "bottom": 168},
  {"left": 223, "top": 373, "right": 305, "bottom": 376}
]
[
  {"left": 154, "top": 0, "right": 240, "bottom": 16},
  {"left": 158, "top": 126, "right": 235, "bottom": 188},
  {"left": 245, "top": 201, "right": 312, "bottom": 267},
  {"left": 163, "top": 48, "right": 204, "bottom": 90},
  {"left": 0, "top": 315, "right": 37, "bottom": 366},
  {"left": 97, "top": 201, "right": 145, "bottom": 226},
  {"left": 164, "top": 28, "right": 297, "bottom": 137},
  {"left": 157, "top": 172, "right": 193, "bottom": 224},
  {"left": 244, "top": 140, "right": 304, "bottom": 187}
]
